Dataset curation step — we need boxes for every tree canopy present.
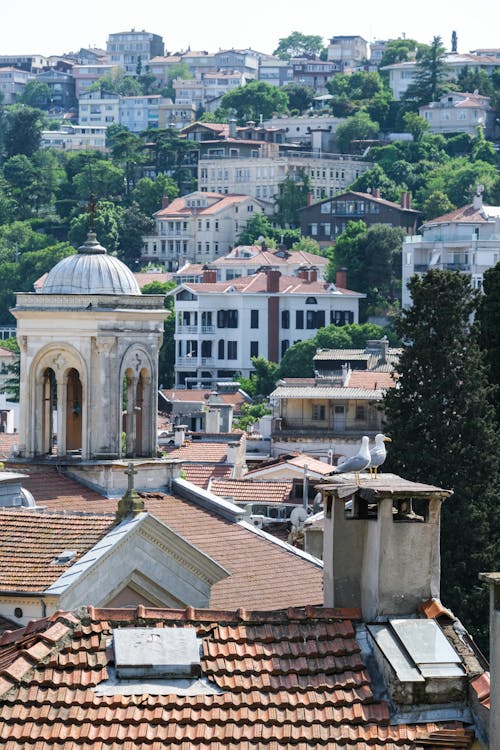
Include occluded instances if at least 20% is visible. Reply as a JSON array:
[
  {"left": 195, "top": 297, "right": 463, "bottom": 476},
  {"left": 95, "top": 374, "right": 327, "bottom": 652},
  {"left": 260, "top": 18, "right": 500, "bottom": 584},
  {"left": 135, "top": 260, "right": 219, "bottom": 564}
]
[
  {"left": 383, "top": 270, "right": 500, "bottom": 650},
  {"left": 273, "top": 32, "right": 324, "bottom": 60},
  {"left": 220, "top": 81, "right": 289, "bottom": 124},
  {"left": 403, "top": 36, "right": 450, "bottom": 105}
]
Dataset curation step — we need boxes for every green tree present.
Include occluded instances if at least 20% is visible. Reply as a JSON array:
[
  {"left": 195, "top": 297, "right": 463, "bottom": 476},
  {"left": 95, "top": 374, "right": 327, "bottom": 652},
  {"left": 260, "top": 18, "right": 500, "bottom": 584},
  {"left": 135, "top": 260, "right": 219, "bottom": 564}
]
[
  {"left": 248, "top": 356, "right": 280, "bottom": 398},
  {"left": 471, "top": 127, "right": 496, "bottom": 165},
  {"left": 3, "top": 105, "right": 44, "bottom": 157},
  {"left": 68, "top": 201, "right": 121, "bottom": 252},
  {"left": 109, "top": 129, "right": 145, "bottom": 193},
  {"left": 160, "top": 61, "right": 193, "bottom": 99},
  {"left": 0, "top": 220, "right": 54, "bottom": 263},
  {"left": 1, "top": 337, "right": 20, "bottom": 402},
  {"left": 404, "top": 36, "right": 450, "bottom": 105},
  {"left": 130, "top": 174, "right": 179, "bottom": 216},
  {"left": 477, "top": 262, "right": 500, "bottom": 422},
  {"left": 273, "top": 32, "right": 324, "bottom": 60},
  {"left": 20, "top": 80, "right": 51, "bottom": 109},
  {"left": 335, "top": 111, "right": 380, "bottom": 153},
  {"left": 456, "top": 66, "right": 494, "bottom": 97},
  {"left": 2, "top": 154, "right": 37, "bottom": 216},
  {"left": 350, "top": 164, "right": 400, "bottom": 202},
  {"left": 237, "top": 212, "right": 274, "bottom": 245},
  {"left": 89, "top": 67, "right": 142, "bottom": 96},
  {"left": 383, "top": 270, "right": 500, "bottom": 650},
  {"left": 282, "top": 82, "right": 316, "bottom": 112},
  {"left": 234, "top": 402, "right": 271, "bottom": 431},
  {"left": 274, "top": 173, "right": 310, "bottom": 227},
  {"left": 72, "top": 160, "right": 125, "bottom": 201},
  {"left": 116, "top": 202, "right": 154, "bottom": 267},
  {"left": 220, "top": 81, "right": 288, "bottom": 124},
  {"left": 143, "top": 128, "right": 197, "bottom": 191},
  {"left": 421, "top": 190, "right": 455, "bottom": 220},
  {"left": 378, "top": 38, "right": 427, "bottom": 69},
  {"left": 141, "top": 280, "right": 176, "bottom": 389},
  {"left": 402, "top": 111, "right": 429, "bottom": 141}
]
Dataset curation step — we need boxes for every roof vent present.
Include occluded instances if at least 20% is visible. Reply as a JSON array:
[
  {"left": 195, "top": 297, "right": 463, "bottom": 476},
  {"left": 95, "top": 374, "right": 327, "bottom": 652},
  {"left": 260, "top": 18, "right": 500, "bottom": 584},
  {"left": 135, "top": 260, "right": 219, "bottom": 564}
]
[
  {"left": 113, "top": 627, "right": 201, "bottom": 680},
  {"left": 52, "top": 549, "right": 78, "bottom": 565}
]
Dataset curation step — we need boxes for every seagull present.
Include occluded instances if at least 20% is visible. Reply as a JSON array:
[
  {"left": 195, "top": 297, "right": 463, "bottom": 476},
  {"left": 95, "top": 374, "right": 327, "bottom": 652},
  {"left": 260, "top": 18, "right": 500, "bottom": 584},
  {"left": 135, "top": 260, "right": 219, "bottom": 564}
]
[
  {"left": 369, "top": 434, "right": 392, "bottom": 478},
  {"left": 332, "top": 436, "right": 371, "bottom": 484}
]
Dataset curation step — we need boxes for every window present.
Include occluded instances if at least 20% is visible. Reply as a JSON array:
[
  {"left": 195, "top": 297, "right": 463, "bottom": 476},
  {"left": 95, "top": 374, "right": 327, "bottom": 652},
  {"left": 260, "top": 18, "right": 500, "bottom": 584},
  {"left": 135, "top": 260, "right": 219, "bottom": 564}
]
[
  {"left": 218, "top": 339, "right": 225, "bottom": 359},
  {"left": 296, "top": 310, "right": 304, "bottom": 329},
  {"left": 227, "top": 341, "right": 237, "bottom": 359},
  {"left": 281, "top": 339, "right": 289, "bottom": 357},
  {"left": 201, "top": 341, "right": 212, "bottom": 358},
  {"left": 217, "top": 310, "right": 238, "bottom": 328},
  {"left": 250, "top": 309, "right": 259, "bottom": 328},
  {"left": 250, "top": 341, "right": 259, "bottom": 357},
  {"left": 305, "top": 297, "right": 317, "bottom": 304},
  {"left": 355, "top": 405, "right": 366, "bottom": 421},
  {"left": 306, "top": 310, "right": 325, "bottom": 329},
  {"left": 281, "top": 310, "right": 290, "bottom": 329},
  {"left": 312, "top": 404, "right": 326, "bottom": 421},
  {"left": 331, "top": 310, "right": 354, "bottom": 325}
]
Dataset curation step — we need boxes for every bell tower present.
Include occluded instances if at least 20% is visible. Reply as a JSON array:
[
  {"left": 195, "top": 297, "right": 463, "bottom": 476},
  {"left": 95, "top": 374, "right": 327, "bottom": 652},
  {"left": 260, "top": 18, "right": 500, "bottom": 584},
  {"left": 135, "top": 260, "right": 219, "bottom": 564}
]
[{"left": 12, "top": 233, "right": 167, "bottom": 461}]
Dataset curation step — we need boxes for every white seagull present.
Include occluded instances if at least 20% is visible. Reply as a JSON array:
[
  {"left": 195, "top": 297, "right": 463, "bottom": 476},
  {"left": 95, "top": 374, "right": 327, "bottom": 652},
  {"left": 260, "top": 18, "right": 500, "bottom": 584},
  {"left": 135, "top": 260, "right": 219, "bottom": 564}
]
[
  {"left": 369, "top": 434, "right": 392, "bottom": 478},
  {"left": 332, "top": 436, "right": 371, "bottom": 484}
]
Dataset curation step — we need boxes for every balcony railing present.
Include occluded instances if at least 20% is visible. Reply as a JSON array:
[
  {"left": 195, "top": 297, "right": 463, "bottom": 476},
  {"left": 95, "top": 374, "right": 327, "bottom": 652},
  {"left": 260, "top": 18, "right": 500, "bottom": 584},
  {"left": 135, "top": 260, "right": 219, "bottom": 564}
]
[
  {"left": 272, "top": 416, "right": 381, "bottom": 436},
  {"left": 177, "top": 325, "right": 198, "bottom": 334}
]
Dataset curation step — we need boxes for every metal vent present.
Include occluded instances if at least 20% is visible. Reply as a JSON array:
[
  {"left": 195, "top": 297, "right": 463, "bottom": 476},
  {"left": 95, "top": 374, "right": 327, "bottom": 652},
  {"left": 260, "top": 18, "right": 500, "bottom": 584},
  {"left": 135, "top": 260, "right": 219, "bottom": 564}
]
[{"left": 52, "top": 549, "right": 78, "bottom": 565}]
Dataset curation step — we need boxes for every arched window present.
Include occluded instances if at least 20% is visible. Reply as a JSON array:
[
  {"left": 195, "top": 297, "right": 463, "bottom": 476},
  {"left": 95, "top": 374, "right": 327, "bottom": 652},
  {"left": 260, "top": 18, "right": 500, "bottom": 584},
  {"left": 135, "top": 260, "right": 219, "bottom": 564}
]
[{"left": 305, "top": 297, "right": 317, "bottom": 304}]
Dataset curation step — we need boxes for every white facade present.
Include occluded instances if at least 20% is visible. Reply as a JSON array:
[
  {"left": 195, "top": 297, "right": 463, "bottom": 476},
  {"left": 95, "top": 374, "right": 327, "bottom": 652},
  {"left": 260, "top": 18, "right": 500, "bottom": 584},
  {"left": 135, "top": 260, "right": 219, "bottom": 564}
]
[
  {"left": 170, "top": 271, "right": 363, "bottom": 386},
  {"left": 40, "top": 125, "right": 107, "bottom": 152},
  {"left": 208, "top": 245, "right": 329, "bottom": 281},
  {"left": 119, "top": 95, "right": 167, "bottom": 131},
  {"left": 0, "top": 67, "right": 33, "bottom": 104},
  {"left": 106, "top": 30, "right": 164, "bottom": 75},
  {"left": 419, "top": 92, "right": 495, "bottom": 137},
  {"left": 327, "top": 36, "right": 368, "bottom": 68},
  {"left": 142, "top": 192, "right": 264, "bottom": 270},
  {"left": 402, "top": 192, "right": 500, "bottom": 307},
  {"left": 199, "top": 153, "right": 370, "bottom": 205},
  {"left": 78, "top": 90, "right": 120, "bottom": 126}
]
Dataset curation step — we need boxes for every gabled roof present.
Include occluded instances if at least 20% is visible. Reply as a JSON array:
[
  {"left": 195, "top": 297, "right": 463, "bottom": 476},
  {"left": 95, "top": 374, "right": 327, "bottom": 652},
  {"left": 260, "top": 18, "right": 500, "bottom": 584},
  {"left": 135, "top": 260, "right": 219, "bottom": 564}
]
[
  {"left": 154, "top": 193, "right": 253, "bottom": 219},
  {"left": 422, "top": 201, "right": 500, "bottom": 226},
  {"left": 0, "top": 606, "right": 475, "bottom": 748},
  {"left": 246, "top": 454, "right": 336, "bottom": 480},
  {"left": 301, "top": 190, "right": 421, "bottom": 214},
  {"left": 209, "top": 478, "right": 295, "bottom": 504},
  {"left": 209, "top": 246, "right": 329, "bottom": 267},
  {"left": 176, "top": 272, "right": 363, "bottom": 297}
]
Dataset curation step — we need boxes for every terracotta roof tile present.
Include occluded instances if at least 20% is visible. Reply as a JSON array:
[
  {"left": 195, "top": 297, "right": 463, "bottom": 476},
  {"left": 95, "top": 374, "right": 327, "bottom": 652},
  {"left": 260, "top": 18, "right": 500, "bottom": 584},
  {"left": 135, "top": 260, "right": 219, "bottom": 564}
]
[
  {"left": 348, "top": 371, "right": 395, "bottom": 390},
  {"left": 162, "top": 442, "right": 230, "bottom": 462},
  {"left": 0, "top": 608, "right": 476, "bottom": 748},
  {"left": 183, "top": 463, "right": 232, "bottom": 489},
  {"left": 209, "top": 479, "right": 294, "bottom": 504}
]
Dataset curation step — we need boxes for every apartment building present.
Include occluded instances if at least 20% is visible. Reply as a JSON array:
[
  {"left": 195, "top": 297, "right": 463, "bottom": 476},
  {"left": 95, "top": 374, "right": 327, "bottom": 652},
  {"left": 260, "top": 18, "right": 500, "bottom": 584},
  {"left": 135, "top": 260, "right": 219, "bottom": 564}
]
[
  {"left": 327, "top": 36, "right": 368, "bottom": 69},
  {"left": 419, "top": 91, "right": 496, "bottom": 138},
  {"left": 198, "top": 152, "right": 371, "bottom": 205},
  {"left": 40, "top": 125, "right": 107, "bottom": 152},
  {"left": 141, "top": 191, "right": 264, "bottom": 269},
  {"left": 206, "top": 244, "right": 330, "bottom": 281},
  {"left": 0, "top": 67, "right": 33, "bottom": 104},
  {"left": 72, "top": 64, "right": 115, "bottom": 98},
  {"left": 78, "top": 89, "right": 119, "bottom": 126},
  {"left": 119, "top": 94, "right": 169, "bottom": 131},
  {"left": 170, "top": 267, "right": 363, "bottom": 386},
  {"left": 290, "top": 58, "right": 340, "bottom": 93},
  {"left": 106, "top": 29, "right": 164, "bottom": 75},
  {"left": 402, "top": 188, "right": 500, "bottom": 307}
]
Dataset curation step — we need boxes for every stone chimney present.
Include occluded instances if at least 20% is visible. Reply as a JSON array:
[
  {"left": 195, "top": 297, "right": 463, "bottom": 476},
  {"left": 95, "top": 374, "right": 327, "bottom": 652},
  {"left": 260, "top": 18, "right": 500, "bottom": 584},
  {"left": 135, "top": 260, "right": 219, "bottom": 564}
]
[
  {"left": 228, "top": 117, "right": 237, "bottom": 138},
  {"left": 161, "top": 195, "right": 170, "bottom": 209},
  {"left": 372, "top": 187, "right": 381, "bottom": 199},
  {"left": 335, "top": 268, "right": 347, "bottom": 289},
  {"left": 226, "top": 435, "right": 247, "bottom": 479},
  {"left": 307, "top": 192, "right": 314, "bottom": 206},
  {"left": 473, "top": 184, "right": 484, "bottom": 211},
  {"left": 479, "top": 572, "right": 500, "bottom": 748},
  {"left": 321, "top": 474, "right": 451, "bottom": 620},
  {"left": 202, "top": 269, "right": 217, "bottom": 283},
  {"left": 174, "top": 424, "right": 187, "bottom": 447}
]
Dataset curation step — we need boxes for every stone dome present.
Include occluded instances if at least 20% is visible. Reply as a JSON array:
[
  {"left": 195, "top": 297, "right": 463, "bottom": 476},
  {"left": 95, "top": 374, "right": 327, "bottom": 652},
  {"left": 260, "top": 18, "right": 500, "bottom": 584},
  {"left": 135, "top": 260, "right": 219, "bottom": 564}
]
[{"left": 41, "top": 233, "right": 141, "bottom": 295}]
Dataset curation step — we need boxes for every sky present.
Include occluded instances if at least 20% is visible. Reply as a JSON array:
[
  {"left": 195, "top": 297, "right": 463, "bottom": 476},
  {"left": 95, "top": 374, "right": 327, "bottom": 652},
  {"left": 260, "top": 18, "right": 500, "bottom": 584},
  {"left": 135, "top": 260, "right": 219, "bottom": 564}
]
[{"left": 1, "top": 0, "right": 499, "bottom": 58}]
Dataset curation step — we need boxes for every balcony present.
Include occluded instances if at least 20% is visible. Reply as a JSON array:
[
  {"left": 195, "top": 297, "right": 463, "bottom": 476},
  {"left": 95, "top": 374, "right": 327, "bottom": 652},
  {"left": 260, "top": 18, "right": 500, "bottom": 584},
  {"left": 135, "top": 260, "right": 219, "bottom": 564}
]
[
  {"left": 201, "top": 325, "right": 215, "bottom": 334},
  {"left": 272, "top": 416, "right": 381, "bottom": 437},
  {"left": 177, "top": 325, "right": 198, "bottom": 334}
]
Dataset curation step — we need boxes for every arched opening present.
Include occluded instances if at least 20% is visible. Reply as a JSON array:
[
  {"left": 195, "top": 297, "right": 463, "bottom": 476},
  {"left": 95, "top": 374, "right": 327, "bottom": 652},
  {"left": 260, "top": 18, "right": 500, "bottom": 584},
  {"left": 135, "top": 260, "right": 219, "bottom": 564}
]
[
  {"left": 41, "top": 368, "right": 57, "bottom": 455},
  {"left": 65, "top": 368, "right": 82, "bottom": 452},
  {"left": 135, "top": 374, "right": 144, "bottom": 456},
  {"left": 122, "top": 366, "right": 152, "bottom": 457}
]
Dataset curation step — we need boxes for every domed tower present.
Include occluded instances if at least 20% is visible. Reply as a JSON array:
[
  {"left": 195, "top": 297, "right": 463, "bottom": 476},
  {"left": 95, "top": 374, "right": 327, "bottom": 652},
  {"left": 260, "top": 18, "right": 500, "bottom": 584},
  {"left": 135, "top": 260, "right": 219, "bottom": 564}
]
[{"left": 12, "top": 233, "right": 167, "bottom": 460}]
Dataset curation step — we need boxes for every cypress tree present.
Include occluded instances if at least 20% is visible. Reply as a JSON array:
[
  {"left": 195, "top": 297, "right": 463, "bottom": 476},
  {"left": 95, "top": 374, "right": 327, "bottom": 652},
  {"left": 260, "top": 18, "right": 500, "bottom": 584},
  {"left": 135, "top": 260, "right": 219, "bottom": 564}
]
[{"left": 384, "top": 270, "right": 500, "bottom": 650}]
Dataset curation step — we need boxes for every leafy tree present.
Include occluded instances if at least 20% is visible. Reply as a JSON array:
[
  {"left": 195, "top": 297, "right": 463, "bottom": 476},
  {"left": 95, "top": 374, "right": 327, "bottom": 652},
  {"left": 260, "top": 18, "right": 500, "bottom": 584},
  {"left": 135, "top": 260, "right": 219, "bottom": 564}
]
[
  {"left": 378, "top": 38, "right": 427, "bottom": 69},
  {"left": 335, "top": 111, "right": 380, "bottom": 153},
  {"left": 248, "top": 356, "right": 280, "bottom": 398},
  {"left": 88, "top": 67, "right": 142, "bottom": 96},
  {"left": 116, "top": 202, "right": 154, "bottom": 267},
  {"left": 109, "top": 129, "right": 145, "bottom": 192},
  {"left": 477, "top": 262, "right": 500, "bottom": 422},
  {"left": 273, "top": 32, "right": 324, "bottom": 60},
  {"left": 237, "top": 213, "right": 274, "bottom": 245},
  {"left": 349, "top": 164, "right": 400, "bottom": 203},
  {"left": 160, "top": 61, "right": 193, "bottom": 99},
  {"left": 383, "top": 270, "right": 500, "bottom": 650},
  {"left": 471, "top": 127, "right": 496, "bottom": 165},
  {"left": 72, "top": 160, "right": 125, "bottom": 201},
  {"left": 143, "top": 128, "right": 197, "bottom": 191},
  {"left": 2, "top": 105, "right": 44, "bottom": 157},
  {"left": 220, "top": 81, "right": 288, "bottom": 124},
  {"left": 456, "top": 66, "right": 494, "bottom": 97},
  {"left": 130, "top": 174, "right": 179, "bottom": 216},
  {"left": 0, "top": 220, "right": 54, "bottom": 262},
  {"left": 234, "top": 402, "right": 271, "bottom": 431},
  {"left": 290, "top": 236, "right": 323, "bottom": 254},
  {"left": 402, "top": 111, "right": 429, "bottom": 141},
  {"left": 1, "top": 337, "right": 20, "bottom": 402},
  {"left": 282, "top": 82, "right": 315, "bottom": 112},
  {"left": 141, "top": 280, "right": 176, "bottom": 389},
  {"left": 20, "top": 80, "right": 51, "bottom": 109},
  {"left": 68, "top": 201, "right": 121, "bottom": 252},
  {"left": 2, "top": 154, "right": 37, "bottom": 216},
  {"left": 137, "top": 69, "right": 158, "bottom": 95},
  {"left": 419, "top": 157, "right": 500, "bottom": 207},
  {"left": 404, "top": 36, "right": 450, "bottom": 105},
  {"left": 274, "top": 172, "right": 310, "bottom": 227},
  {"left": 421, "top": 190, "right": 455, "bottom": 220}
]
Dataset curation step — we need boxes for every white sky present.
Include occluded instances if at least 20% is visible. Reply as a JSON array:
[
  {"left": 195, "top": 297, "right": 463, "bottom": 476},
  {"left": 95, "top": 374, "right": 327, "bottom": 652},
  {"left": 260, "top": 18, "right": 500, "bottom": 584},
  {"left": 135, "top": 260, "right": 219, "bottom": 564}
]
[{"left": 1, "top": 0, "right": 499, "bottom": 58}]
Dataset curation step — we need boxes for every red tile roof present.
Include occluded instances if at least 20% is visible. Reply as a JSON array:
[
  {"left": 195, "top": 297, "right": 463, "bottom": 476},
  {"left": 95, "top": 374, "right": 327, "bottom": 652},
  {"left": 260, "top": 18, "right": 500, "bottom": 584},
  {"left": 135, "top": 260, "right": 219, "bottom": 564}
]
[
  {"left": 348, "top": 371, "right": 395, "bottom": 390},
  {"left": 183, "top": 272, "right": 361, "bottom": 297},
  {"left": 183, "top": 463, "right": 232, "bottom": 488},
  {"left": 0, "top": 607, "right": 475, "bottom": 748},
  {"left": 7, "top": 466, "right": 323, "bottom": 611},
  {"left": 423, "top": 203, "right": 488, "bottom": 225},
  {"left": 161, "top": 389, "right": 248, "bottom": 414},
  {"left": 0, "top": 510, "right": 113, "bottom": 592},
  {"left": 209, "top": 479, "right": 294, "bottom": 504},
  {"left": 155, "top": 193, "right": 251, "bottom": 219},
  {"left": 162, "top": 442, "right": 230, "bottom": 462}
]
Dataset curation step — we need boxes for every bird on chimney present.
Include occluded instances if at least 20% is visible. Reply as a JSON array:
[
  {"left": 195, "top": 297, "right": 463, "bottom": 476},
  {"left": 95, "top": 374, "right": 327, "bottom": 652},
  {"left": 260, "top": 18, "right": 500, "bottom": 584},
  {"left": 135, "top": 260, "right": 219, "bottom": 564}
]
[
  {"left": 332, "top": 436, "right": 370, "bottom": 484},
  {"left": 369, "top": 434, "right": 392, "bottom": 478}
]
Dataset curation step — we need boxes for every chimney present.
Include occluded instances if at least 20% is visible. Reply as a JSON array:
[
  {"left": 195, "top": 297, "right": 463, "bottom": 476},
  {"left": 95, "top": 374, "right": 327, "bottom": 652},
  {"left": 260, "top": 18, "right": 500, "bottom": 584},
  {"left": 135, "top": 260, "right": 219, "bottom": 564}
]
[
  {"left": 174, "top": 424, "right": 187, "bottom": 446},
  {"left": 405, "top": 191, "right": 412, "bottom": 209},
  {"left": 400, "top": 191, "right": 407, "bottom": 209},
  {"left": 335, "top": 268, "right": 347, "bottom": 289},
  {"left": 309, "top": 269, "right": 318, "bottom": 282},
  {"left": 372, "top": 187, "right": 381, "bottom": 199},
  {"left": 473, "top": 184, "right": 484, "bottom": 210},
  {"left": 479, "top": 572, "right": 499, "bottom": 747},
  {"left": 322, "top": 475, "right": 452, "bottom": 620},
  {"left": 161, "top": 195, "right": 170, "bottom": 209},
  {"left": 298, "top": 269, "right": 308, "bottom": 281},
  {"left": 202, "top": 269, "right": 217, "bottom": 283},
  {"left": 307, "top": 191, "right": 313, "bottom": 206},
  {"left": 226, "top": 435, "right": 247, "bottom": 479},
  {"left": 266, "top": 268, "right": 281, "bottom": 293},
  {"left": 228, "top": 117, "right": 237, "bottom": 138}
]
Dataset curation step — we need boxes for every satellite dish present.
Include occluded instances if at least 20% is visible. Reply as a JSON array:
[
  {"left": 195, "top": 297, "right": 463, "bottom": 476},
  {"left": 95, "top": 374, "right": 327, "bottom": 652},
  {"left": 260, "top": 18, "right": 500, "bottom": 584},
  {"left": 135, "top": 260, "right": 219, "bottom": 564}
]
[{"left": 290, "top": 506, "right": 308, "bottom": 530}]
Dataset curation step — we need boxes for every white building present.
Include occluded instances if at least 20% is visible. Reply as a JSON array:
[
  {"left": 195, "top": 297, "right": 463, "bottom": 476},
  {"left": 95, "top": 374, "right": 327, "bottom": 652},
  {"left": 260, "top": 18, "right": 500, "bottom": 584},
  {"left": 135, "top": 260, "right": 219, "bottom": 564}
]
[
  {"left": 169, "top": 268, "right": 363, "bottom": 386},
  {"left": 106, "top": 29, "right": 164, "bottom": 75},
  {"left": 382, "top": 53, "right": 500, "bottom": 101},
  {"left": 141, "top": 191, "right": 265, "bottom": 270},
  {"left": 206, "top": 244, "right": 330, "bottom": 281},
  {"left": 419, "top": 91, "right": 495, "bottom": 138},
  {"left": 327, "top": 36, "right": 368, "bottom": 69},
  {"left": 40, "top": 124, "right": 107, "bottom": 152},
  {"left": 78, "top": 89, "right": 119, "bottom": 126},
  {"left": 119, "top": 94, "right": 168, "bottom": 131},
  {"left": 402, "top": 189, "right": 500, "bottom": 307},
  {"left": 199, "top": 151, "right": 370, "bottom": 205},
  {"left": 0, "top": 67, "right": 33, "bottom": 104}
]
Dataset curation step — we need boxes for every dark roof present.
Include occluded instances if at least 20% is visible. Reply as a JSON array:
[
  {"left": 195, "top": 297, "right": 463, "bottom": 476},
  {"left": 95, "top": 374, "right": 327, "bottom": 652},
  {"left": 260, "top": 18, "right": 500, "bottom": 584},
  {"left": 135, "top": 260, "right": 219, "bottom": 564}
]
[{"left": 0, "top": 606, "right": 475, "bottom": 748}]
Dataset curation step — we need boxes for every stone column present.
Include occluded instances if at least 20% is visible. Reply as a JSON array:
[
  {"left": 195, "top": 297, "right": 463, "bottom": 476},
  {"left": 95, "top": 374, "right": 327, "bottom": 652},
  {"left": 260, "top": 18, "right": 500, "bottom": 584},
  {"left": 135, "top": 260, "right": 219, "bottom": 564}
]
[
  {"left": 56, "top": 374, "right": 67, "bottom": 457},
  {"left": 141, "top": 374, "right": 153, "bottom": 456},
  {"left": 92, "top": 337, "right": 117, "bottom": 457},
  {"left": 125, "top": 373, "right": 137, "bottom": 457}
]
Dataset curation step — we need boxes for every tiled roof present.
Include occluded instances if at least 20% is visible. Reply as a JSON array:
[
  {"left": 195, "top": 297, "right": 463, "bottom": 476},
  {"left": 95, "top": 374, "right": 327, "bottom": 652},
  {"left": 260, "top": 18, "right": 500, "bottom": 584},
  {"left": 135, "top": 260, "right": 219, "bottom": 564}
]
[
  {"left": 209, "top": 479, "right": 294, "bottom": 504},
  {"left": 271, "top": 385, "right": 388, "bottom": 400},
  {"left": 245, "top": 454, "right": 335, "bottom": 479},
  {"left": 0, "top": 510, "right": 113, "bottom": 592},
  {"left": 305, "top": 191, "right": 420, "bottom": 214},
  {"left": 7, "top": 466, "right": 323, "bottom": 610},
  {"left": 182, "top": 272, "right": 362, "bottom": 297},
  {"left": 210, "top": 248, "right": 329, "bottom": 267},
  {"left": 348, "top": 371, "right": 395, "bottom": 390},
  {"left": 0, "top": 347, "right": 15, "bottom": 357},
  {"left": 422, "top": 203, "right": 495, "bottom": 225},
  {"left": 163, "top": 442, "right": 230, "bottom": 462},
  {"left": 133, "top": 271, "right": 174, "bottom": 287},
  {"left": 0, "top": 606, "right": 475, "bottom": 749},
  {"left": 161, "top": 389, "right": 248, "bottom": 412},
  {"left": 183, "top": 463, "right": 232, "bottom": 488},
  {"left": 155, "top": 193, "right": 250, "bottom": 219}
]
